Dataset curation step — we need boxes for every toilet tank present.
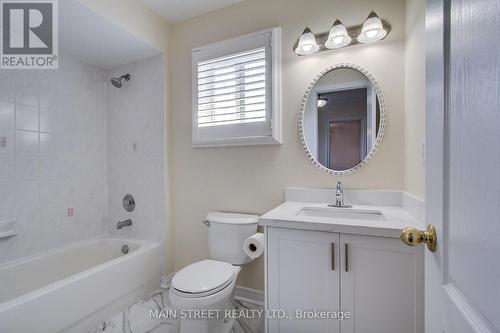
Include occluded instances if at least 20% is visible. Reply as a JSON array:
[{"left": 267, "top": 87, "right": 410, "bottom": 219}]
[{"left": 205, "top": 212, "right": 259, "bottom": 265}]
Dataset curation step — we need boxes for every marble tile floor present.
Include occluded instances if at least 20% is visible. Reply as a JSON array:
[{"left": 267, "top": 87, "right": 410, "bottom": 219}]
[{"left": 89, "top": 287, "right": 264, "bottom": 333}]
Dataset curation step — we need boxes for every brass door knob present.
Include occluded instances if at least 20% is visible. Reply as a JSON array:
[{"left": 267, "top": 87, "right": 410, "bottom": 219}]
[{"left": 400, "top": 225, "right": 437, "bottom": 252}]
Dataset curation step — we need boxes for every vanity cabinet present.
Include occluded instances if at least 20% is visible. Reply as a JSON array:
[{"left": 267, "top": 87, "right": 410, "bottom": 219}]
[
  {"left": 339, "top": 233, "right": 424, "bottom": 333},
  {"left": 267, "top": 228, "right": 341, "bottom": 333},
  {"left": 266, "top": 227, "right": 423, "bottom": 333}
]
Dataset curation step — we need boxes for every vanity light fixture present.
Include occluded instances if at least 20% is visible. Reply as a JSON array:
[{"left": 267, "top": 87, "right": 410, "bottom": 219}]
[
  {"left": 325, "top": 19, "right": 351, "bottom": 49},
  {"left": 294, "top": 27, "right": 320, "bottom": 56},
  {"left": 293, "top": 12, "right": 391, "bottom": 56},
  {"left": 357, "top": 11, "right": 388, "bottom": 43}
]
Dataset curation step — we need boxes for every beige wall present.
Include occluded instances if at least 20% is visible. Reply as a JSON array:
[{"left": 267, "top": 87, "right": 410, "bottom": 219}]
[
  {"left": 171, "top": 0, "right": 410, "bottom": 289},
  {"left": 404, "top": 0, "right": 426, "bottom": 199},
  {"left": 79, "top": 0, "right": 175, "bottom": 273},
  {"left": 79, "top": 0, "right": 425, "bottom": 290}
]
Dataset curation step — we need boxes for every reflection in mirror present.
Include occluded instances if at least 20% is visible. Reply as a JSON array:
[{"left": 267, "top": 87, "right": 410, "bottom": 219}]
[{"left": 302, "top": 67, "right": 382, "bottom": 172}]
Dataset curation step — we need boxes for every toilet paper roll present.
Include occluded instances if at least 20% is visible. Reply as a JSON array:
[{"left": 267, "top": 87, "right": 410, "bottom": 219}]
[{"left": 243, "top": 233, "right": 265, "bottom": 260}]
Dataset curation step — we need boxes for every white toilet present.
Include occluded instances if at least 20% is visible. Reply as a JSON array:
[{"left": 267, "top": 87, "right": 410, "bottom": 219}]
[{"left": 169, "top": 212, "right": 259, "bottom": 333}]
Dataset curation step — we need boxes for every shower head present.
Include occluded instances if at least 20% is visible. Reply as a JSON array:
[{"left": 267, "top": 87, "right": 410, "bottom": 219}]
[{"left": 110, "top": 74, "right": 130, "bottom": 88}]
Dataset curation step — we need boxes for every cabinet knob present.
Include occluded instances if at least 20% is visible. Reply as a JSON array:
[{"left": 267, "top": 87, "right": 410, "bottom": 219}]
[{"left": 400, "top": 225, "right": 437, "bottom": 252}]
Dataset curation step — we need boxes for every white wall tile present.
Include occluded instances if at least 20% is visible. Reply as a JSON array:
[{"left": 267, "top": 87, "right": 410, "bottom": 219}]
[
  {"left": 0, "top": 52, "right": 164, "bottom": 266},
  {"left": 0, "top": 128, "right": 15, "bottom": 155},
  {"left": 0, "top": 236, "right": 17, "bottom": 263},
  {"left": 16, "top": 130, "right": 39, "bottom": 156},
  {"left": 15, "top": 92, "right": 39, "bottom": 108},
  {"left": 0, "top": 53, "right": 108, "bottom": 264},
  {"left": 15, "top": 207, "right": 41, "bottom": 258},
  {"left": 0, "top": 101, "right": 15, "bottom": 129},
  {"left": 16, "top": 181, "right": 39, "bottom": 208},
  {"left": 0, "top": 156, "right": 15, "bottom": 183},
  {"left": 0, "top": 182, "right": 16, "bottom": 211},
  {"left": 40, "top": 107, "right": 61, "bottom": 133},
  {"left": 15, "top": 157, "right": 39, "bottom": 182},
  {"left": 39, "top": 132, "right": 52, "bottom": 155},
  {"left": 15, "top": 104, "right": 39, "bottom": 132},
  {"left": 106, "top": 55, "right": 165, "bottom": 244}
]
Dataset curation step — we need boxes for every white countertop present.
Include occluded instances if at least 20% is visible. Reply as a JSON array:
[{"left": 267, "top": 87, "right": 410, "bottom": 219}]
[{"left": 259, "top": 201, "right": 425, "bottom": 239}]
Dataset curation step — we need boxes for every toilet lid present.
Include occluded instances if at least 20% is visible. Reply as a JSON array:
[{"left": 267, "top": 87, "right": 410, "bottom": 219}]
[{"left": 171, "top": 260, "right": 235, "bottom": 295}]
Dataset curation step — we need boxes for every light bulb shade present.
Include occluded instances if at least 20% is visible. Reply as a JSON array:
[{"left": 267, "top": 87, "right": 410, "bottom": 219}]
[
  {"left": 317, "top": 98, "right": 327, "bottom": 108},
  {"left": 357, "top": 11, "right": 387, "bottom": 43},
  {"left": 295, "top": 27, "right": 320, "bottom": 55},
  {"left": 325, "top": 20, "right": 352, "bottom": 49}
]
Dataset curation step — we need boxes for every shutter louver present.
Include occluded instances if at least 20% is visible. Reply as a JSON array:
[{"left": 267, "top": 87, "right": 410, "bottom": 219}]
[{"left": 197, "top": 47, "right": 267, "bottom": 128}]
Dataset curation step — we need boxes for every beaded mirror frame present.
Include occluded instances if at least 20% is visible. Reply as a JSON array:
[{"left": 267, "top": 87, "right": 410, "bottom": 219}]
[{"left": 298, "top": 63, "right": 386, "bottom": 176}]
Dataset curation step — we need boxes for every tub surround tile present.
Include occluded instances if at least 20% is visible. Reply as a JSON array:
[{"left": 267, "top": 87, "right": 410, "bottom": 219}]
[
  {"left": 0, "top": 53, "right": 165, "bottom": 270},
  {"left": 0, "top": 156, "right": 15, "bottom": 183},
  {"left": 14, "top": 207, "right": 41, "bottom": 258},
  {"left": 40, "top": 107, "right": 61, "bottom": 133},
  {"left": 107, "top": 55, "right": 165, "bottom": 244},
  {"left": 0, "top": 53, "right": 107, "bottom": 265},
  {"left": 0, "top": 101, "right": 15, "bottom": 129},
  {"left": 15, "top": 157, "right": 39, "bottom": 182},
  {"left": 16, "top": 130, "right": 39, "bottom": 156},
  {"left": 15, "top": 181, "right": 39, "bottom": 209},
  {"left": 15, "top": 92, "right": 39, "bottom": 108},
  {"left": 0, "top": 128, "right": 15, "bottom": 155},
  {"left": 15, "top": 104, "right": 39, "bottom": 132},
  {"left": 0, "top": 183, "right": 16, "bottom": 212},
  {"left": 0, "top": 236, "right": 17, "bottom": 263}
]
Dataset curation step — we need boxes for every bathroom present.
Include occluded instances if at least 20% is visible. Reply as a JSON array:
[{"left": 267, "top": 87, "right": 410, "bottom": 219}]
[{"left": 0, "top": 0, "right": 498, "bottom": 332}]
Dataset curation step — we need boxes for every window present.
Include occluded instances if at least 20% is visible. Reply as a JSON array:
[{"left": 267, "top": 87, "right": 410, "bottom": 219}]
[{"left": 192, "top": 28, "right": 281, "bottom": 147}]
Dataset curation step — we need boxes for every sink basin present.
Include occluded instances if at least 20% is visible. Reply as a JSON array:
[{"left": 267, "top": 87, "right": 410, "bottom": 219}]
[{"left": 297, "top": 206, "right": 385, "bottom": 221}]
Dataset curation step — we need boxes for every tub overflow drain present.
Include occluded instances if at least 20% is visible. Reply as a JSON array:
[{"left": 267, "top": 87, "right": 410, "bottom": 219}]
[{"left": 121, "top": 245, "right": 130, "bottom": 254}]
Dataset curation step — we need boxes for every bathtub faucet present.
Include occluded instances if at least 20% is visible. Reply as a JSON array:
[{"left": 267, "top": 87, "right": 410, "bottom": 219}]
[{"left": 117, "top": 219, "right": 132, "bottom": 230}]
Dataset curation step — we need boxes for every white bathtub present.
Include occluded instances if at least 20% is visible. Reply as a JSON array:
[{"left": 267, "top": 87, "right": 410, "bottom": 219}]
[{"left": 0, "top": 238, "right": 162, "bottom": 333}]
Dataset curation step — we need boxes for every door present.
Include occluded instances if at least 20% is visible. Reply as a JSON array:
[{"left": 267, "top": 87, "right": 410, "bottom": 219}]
[
  {"left": 340, "top": 234, "right": 423, "bottom": 333},
  {"left": 426, "top": 0, "right": 500, "bottom": 332},
  {"left": 329, "top": 120, "right": 362, "bottom": 170},
  {"left": 267, "top": 227, "right": 340, "bottom": 333},
  {"left": 317, "top": 88, "right": 367, "bottom": 167}
]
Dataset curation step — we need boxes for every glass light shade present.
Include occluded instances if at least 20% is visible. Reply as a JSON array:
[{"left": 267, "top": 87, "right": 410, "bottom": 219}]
[
  {"left": 295, "top": 27, "right": 320, "bottom": 55},
  {"left": 325, "top": 20, "right": 352, "bottom": 49},
  {"left": 317, "top": 98, "right": 327, "bottom": 108},
  {"left": 357, "top": 11, "right": 387, "bottom": 43}
]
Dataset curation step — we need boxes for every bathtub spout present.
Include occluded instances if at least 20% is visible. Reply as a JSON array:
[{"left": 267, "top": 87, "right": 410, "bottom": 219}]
[{"left": 117, "top": 219, "right": 132, "bottom": 230}]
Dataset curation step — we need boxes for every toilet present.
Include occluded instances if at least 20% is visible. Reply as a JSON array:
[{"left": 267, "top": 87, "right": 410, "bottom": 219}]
[{"left": 169, "top": 212, "right": 259, "bottom": 333}]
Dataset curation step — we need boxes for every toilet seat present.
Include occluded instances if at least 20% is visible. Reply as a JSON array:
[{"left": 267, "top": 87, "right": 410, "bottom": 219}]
[{"left": 171, "top": 260, "right": 235, "bottom": 298}]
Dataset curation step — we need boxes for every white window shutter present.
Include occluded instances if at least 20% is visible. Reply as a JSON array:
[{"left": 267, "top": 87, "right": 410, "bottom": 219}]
[{"left": 192, "top": 28, "right": 281, "bottom": 147}]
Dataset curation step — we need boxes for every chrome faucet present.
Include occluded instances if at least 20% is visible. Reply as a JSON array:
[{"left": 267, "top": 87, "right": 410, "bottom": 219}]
[
  {"left": 328, "top": 181, "right": 352, "bottom": 208},
  {"left": 117, "top": 219, "right": 132, "bottom": 230}
]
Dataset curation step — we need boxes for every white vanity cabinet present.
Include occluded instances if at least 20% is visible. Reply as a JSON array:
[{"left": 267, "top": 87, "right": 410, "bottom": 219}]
[
  {"left": 339, "top": 233, "right": 423, "bottom": 333},
  {"left": 267, "top": 228, "right": 341, "bottom": 333},
  {"left": 266, "top": 227, "right": 423, "bottom": 333}
]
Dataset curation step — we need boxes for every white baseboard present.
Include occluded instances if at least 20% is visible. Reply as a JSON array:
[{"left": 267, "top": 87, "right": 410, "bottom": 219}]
[{"left": 235, "top": 286, "right": 264, "bottom": 306}]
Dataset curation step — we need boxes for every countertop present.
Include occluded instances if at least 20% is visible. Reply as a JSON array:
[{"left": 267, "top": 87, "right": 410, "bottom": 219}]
[{"left": 259, "top": 201, "right": 425, "bottom": 239}]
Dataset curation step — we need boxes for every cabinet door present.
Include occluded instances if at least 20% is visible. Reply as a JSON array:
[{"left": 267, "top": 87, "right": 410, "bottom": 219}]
[
  {"left": 267, "top": 227, "right": 340, "bottom": 333},
  {"left": 340, "top": 234, "right": 424, "bottom": 333}
]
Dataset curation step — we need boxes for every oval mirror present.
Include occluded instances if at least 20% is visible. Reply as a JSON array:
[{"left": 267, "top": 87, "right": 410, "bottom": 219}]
[{"left": 299, "top": 64, "right": 386, "bottom": 175}]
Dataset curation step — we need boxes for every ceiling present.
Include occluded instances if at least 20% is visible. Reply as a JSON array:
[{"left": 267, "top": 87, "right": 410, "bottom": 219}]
[
  {"left": 140, "top": 0, "right": 245, "bottom": 23},
  {"left": 60, "top": 0, "right": 161, "bottom": 68}
]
